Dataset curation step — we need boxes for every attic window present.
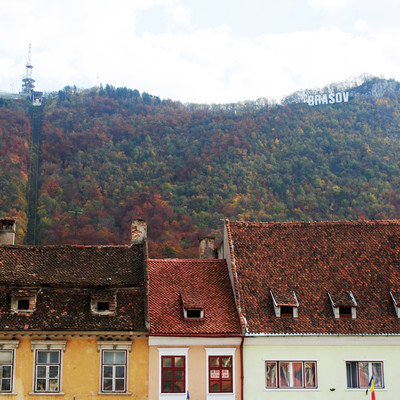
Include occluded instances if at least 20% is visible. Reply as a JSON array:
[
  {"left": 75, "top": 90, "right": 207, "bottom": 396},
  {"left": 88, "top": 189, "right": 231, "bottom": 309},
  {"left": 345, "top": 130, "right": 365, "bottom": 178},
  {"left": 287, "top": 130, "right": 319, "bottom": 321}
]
[
  {"left": 91, "top": 291, "right": 116, "bottom": 315},
  {"left": 180, "top": 291, "right": 204, "bottom": 319},
  {"left": 184, "top": 309, "right": 204, "bottom": 319},
  {"left": 270, "top": 290, "right": 299, "bottom": 318},
  {"left": 11, "top": 289, "right": 38, "bottom": 313},
  {"left": 328, "top": 291, "right": 357, "bottom": 319},
  {"left": 17, "top": 299, "right": 30, "bottom": 311}
]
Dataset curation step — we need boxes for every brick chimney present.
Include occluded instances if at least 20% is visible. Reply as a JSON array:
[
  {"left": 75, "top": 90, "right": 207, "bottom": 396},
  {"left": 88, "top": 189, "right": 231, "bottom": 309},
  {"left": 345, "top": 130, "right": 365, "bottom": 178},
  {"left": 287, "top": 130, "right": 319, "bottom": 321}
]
[
  {"left": 131, "top": 219, "right": 147, "bottom": 245},
  {"left": 198, "top": 236, "right": 216, "bottom": 259},
  {"left": 0, "top": 218, "right": 16, "bottom": 245}
]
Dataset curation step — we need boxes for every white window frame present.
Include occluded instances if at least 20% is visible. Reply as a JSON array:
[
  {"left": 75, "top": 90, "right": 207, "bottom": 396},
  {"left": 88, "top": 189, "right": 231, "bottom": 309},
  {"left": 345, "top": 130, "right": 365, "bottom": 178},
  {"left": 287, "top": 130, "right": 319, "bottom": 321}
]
[
  {"left": 265, "top": 360, "right": 318, "bottom": 390},
  {"left": 158, "top": 348, "right": 188, "bottom": 400},
  {"left": 0, "top": 341, "right": 19, "bottom": 394},
  {"left": 31, "top": 341, "right": 66, "bottom": 394},
  {"left": 205, "top": 348, "right": 235, "bottom": 400},
  {"left": 345, "top": 360, "right": 384, "bottom": 389},
  {"left": 97, "top": 341, "right": 131, "bottom": 395}
]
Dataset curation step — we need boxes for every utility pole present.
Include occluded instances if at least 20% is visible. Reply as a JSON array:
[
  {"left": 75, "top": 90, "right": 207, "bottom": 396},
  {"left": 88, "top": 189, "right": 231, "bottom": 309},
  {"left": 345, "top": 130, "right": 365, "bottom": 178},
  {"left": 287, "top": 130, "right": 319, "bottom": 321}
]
[{"left": 68, "top": 210, "right": 82, "bottom": 243}]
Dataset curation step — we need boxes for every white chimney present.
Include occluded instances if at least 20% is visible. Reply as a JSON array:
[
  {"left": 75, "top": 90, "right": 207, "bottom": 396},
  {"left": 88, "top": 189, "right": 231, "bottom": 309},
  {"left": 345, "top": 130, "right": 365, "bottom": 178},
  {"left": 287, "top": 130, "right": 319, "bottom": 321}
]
[
  {"left": 131, "top": 219, "right": 147, "bottom": 245},
  {"left": 0, "top": 218, "right": 16, "bottom": 245}
]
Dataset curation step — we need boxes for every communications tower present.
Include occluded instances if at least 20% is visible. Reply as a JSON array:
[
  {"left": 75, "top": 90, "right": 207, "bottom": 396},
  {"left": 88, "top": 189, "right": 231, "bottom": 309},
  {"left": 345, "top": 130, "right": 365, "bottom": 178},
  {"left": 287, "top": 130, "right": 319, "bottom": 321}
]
[{"left": 21, "top": 43, "right": 35, "bottom": 96}]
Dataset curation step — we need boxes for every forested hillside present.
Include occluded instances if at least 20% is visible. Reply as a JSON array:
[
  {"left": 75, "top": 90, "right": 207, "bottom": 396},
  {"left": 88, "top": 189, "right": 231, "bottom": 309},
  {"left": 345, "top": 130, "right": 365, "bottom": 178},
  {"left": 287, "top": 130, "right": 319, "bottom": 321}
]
[{"left": 1, "top": 78, "right": 400, "bottom": 257}]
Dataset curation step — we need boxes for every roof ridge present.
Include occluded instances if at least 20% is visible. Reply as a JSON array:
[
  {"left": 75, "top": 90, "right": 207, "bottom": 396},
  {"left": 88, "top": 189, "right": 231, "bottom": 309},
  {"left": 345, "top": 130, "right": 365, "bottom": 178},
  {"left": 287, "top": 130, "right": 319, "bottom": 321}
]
[{"left": 229, "top": 219, "right": 400, "bottom": 226}]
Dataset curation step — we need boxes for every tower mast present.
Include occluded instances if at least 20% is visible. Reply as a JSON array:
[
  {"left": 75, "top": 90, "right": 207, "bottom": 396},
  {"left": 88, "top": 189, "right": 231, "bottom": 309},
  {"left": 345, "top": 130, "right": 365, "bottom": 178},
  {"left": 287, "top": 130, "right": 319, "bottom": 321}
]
[{"left": 21, "top": 43, "right": 35, "bottom": 96}]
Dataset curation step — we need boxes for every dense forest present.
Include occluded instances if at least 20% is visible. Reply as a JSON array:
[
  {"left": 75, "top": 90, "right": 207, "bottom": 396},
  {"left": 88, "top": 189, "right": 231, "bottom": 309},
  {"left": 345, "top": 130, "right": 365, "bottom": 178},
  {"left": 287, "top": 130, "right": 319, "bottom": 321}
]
[{"left": 1, "top": 77, "right": 400, "bottom": 257}]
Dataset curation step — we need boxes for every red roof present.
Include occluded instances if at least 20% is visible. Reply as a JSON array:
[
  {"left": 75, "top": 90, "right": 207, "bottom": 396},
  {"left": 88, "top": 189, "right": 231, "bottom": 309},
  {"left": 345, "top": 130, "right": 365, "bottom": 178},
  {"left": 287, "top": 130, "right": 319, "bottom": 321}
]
[
  {"left": 226, "top": 219, "right": 400, "bottom": 335},
  {"left": 148, "top": 259, "right": 241, "bottom": 336}
]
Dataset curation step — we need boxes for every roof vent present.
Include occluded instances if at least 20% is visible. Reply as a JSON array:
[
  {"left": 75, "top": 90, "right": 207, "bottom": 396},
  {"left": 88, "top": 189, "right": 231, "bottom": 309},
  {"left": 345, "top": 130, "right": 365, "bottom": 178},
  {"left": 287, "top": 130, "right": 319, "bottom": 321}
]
[{"left": 270, "top": 289, "right": 299, "bottom": 318}]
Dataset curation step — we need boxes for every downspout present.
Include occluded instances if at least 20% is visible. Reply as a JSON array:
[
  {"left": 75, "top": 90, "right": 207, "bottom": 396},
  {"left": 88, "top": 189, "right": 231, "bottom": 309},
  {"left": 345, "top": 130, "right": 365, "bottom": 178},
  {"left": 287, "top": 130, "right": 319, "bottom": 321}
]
[{"left": 240, "top": 336, "right": 244, "bottom": 400}]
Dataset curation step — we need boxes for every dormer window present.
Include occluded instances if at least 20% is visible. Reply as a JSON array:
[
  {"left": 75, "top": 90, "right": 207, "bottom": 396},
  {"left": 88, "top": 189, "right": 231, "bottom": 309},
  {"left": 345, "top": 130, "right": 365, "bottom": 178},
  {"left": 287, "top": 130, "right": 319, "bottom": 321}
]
[
  {"left": 270, "top": 289, "right": 299, "bottom": 318},
  {"left": 180, "top": 291, "right": 204, "bottom": 319},
  {"left": 11, "top": 288, "right": 38, "bottom": 313},
  {"left": 328, "top": 291, "right": 357, "bottom": 319},
  {"left": 390, "top": 291, "right": 400, "bottom": 317},
  {"left": 91, "top": 291, "right": 116, "bottom": 315}
]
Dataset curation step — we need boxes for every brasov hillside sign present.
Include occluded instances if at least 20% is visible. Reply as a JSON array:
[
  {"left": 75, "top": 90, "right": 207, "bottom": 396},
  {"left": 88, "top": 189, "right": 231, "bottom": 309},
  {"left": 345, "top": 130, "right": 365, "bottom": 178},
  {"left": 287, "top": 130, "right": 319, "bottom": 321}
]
[{"left": 307, "top": 91, "right": 350, "bottom": 106}]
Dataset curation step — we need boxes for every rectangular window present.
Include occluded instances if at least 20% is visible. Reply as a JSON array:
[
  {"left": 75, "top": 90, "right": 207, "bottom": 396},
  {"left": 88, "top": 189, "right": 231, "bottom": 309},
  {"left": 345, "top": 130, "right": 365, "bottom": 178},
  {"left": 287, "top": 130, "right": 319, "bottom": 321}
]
[
  {"left": 102, "top": 350, "right": 127, "bottom": 393},
  {"left": 209, "top": 356, "right": 233, "bottom": 393},
  {"left": 265, "top": 361, "right": 317, "bottom": 389},
  {"left": 346, "top": 361, "right": 384, "bottom": 389},
  {"left": 0, "top": 351, "right": 13, "bottom": 393},
  {"left": 161, "top": 356, "right": 185, "bottom": 393},
  {"left": 35, "top": 350, "right": 61, "bottom": 393}
]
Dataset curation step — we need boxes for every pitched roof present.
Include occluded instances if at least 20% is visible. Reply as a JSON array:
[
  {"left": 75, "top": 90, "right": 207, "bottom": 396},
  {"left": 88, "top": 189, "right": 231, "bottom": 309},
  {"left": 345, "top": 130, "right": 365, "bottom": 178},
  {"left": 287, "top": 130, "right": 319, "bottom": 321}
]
[
  {"left": 0, "top": 244, "right": 146, "bottom": 287},
  {"left": 226, "top": 219, "right": 400, "bottom": 335},
  {"left": 148, "top": 259, "right": 241, "bottom": 336},
  {"left": 0, "top": 287, "right": 146, "bottom": 332},
  {"left": 0, "top": 243, "right": 147, "bottom": 332}
]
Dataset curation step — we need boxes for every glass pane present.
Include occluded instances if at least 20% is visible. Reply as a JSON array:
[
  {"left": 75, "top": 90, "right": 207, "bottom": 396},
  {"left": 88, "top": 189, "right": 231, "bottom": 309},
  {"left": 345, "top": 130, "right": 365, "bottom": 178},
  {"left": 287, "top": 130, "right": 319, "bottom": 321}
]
[
  {"left": 103, "top": 351, "right": 114, "bottom": 364},
  {"left": 174, "top": 370, "right": 184, "bottom": 381},
  {"left": 0, "top": 351, "right": 12, "bottom": 364},
  {"left": 210, "top": 369, "right": 220, "bottom": 379},
  {"left": 36, "top": 379, "right": 46, "bottom": 391},
  {"left": 305, "top": 362, "right": 316, "bottom": 387},
  {"left": 346, "top": 362, "right": 358, "bottom": 388},
  {"left": 174, "top": 380, "right": 185, "bottom": 393},
  {"left": 279, "top": 363, "right": 290, "bottom": 387},
  {"left": 162, "top": 381, "right": 173, "bottom": 393},
  {"left": 115, "top": 378, "right": 125, "bottom": 391},
  {"left": 1, "top": 378, "right": 10, "bottom": 391},
  {"left": 49, "top": 379, "right": 58, "bottom": 391},
  {"left": 49, "top": 352, "right": 59, "bottom": 364},
  {"left": 266, "top": 362, "right": 277, "bottom": 388},
  {"left": 162, "top": 369, "right": 172, "bottom": 381},
  {"left": 372, "top": 363, "right": 383, "bottom": 388},
  {"left": 115, "top": 366, "right": 125, "bottom": 378},
  {"left": 49, "top": 366, "right": 59, "bottom": 378},
  {"left": 37, "top": 351, "right": 48, "bottom": 364},
  {"left": 210, "top": 381, "right": 220, "bottom": 392},
  {"left": 114, "top": 351, "right": 125, "bottom": 364},
  {"left": 1, "top": 366, "right": 11, "bottom": 379},
  {"left": 103, "top": 379, "right": 112, "bottom": 391},
  {"left": 162, "top": 357, "right": 172, "bottom": 368},
  {"left": 37, "top": 366, "right": 46, "bottom": 378},
  {"left": 210, "top": 357, "right": 220, "bottom": 367},
  {"left": 222, "top": 380, "right": 233, "bottom": 392},
  {"left": 174, "top": 357, "right": 184, "bottom": 367},
  {"left": 103, "top": 366, "right": 113, "bottom": 378},
  {"left": 292, "top": 362, "right": 303, "bottom": 387},
  {"left": 222, "top": 369, "right": 230, "bottom": 379},
  {"left": 222, "top": 357, "right": 232, "bottom": 367},
  {"left": 358, "top": 362, "right": 369, "bottom": 388}
]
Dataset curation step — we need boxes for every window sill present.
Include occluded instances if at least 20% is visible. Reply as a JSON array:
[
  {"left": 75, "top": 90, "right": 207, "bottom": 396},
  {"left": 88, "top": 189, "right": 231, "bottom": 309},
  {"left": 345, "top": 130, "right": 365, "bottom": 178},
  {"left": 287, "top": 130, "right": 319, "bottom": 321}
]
[
  {"left": 264, "top": 388, "right": 320, "bottom": 391},
  {"left": 0, "top": 393, "right": 17, "bottom": 395},
  {"left": 345, "top": 388, "right": 386, "bottom": 391},
  {"left": 98, "top": 393, "right": 132, "bottom": 396},
  {"left": 29, "top": 392, "right": 65, "bottom": 395}
]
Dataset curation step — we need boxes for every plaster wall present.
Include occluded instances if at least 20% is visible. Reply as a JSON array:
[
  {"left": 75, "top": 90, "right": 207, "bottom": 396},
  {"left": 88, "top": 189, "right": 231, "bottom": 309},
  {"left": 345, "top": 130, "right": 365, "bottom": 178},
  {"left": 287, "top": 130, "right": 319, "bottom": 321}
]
[{"left": 243, "top": 337, "right": 400, "bottom": 400}]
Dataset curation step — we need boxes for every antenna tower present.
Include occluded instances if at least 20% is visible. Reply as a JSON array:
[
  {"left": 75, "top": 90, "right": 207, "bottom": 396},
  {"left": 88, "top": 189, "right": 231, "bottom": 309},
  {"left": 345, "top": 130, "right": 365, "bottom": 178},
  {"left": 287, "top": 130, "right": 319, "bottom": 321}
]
[{"left": 21, "top": 43, "right": 35, "bottom": 96}]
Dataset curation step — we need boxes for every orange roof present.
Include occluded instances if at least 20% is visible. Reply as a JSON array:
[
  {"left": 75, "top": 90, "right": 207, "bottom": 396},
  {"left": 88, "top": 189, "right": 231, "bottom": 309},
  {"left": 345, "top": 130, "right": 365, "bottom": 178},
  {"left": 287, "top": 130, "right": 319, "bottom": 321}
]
[
  {"left": 148, "top": 259, "right": 241, "bottom": 336},
  {"left": 227, "top": 219, "right": 400, "bottom": 335}
]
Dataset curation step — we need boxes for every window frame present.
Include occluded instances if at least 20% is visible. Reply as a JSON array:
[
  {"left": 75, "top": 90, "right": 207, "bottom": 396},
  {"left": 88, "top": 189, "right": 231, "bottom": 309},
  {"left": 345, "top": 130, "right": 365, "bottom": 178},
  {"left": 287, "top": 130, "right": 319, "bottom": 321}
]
[
  {"left": 208, "top": 355, "right": 233, "bottom": 393},
  {"left": 0, "top": 341, "right": 18, "bottom": 394},
  {"left": 265, "top": 360, "right": 318, "bottom": 389},
  {"left": 97, "top": 341, "right": 131, "bottom": 395},
  {"left": 31, "top": 341, "right": 66, "bottom": 394},
  {"left": 346, "top": 361, "right": 384, "bottom": 389},
  {"left": 206, "top": 348, "right": 236, "bottom": 397},
  {"left": 158, "top": 348, "right": 188, "bottom": 399}
]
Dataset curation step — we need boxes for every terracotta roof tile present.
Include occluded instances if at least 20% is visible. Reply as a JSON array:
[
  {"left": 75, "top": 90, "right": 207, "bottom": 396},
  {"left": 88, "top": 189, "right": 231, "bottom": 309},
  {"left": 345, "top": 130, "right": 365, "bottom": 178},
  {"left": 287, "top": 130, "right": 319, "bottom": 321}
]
[
  {"left": 227, "top": 220, "right": 400, "bottom": 335},
  {"left": 0, "top": 244, "right": 147, "bottom": 331},
  {"left": 148, "top": 259, "right": 241, "bottom": 336},
  {"left": 0, "top": 244, "right": 146, "bottom": 287}
]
